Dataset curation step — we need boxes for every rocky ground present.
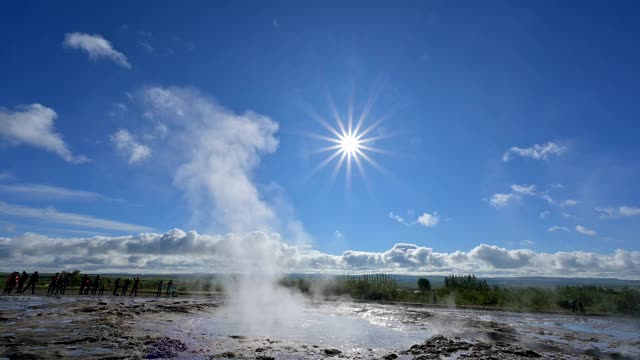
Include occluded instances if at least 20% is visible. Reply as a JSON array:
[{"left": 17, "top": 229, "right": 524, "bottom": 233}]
[
  {"left": 0, "top": 296, "right": 636, "bottom": 359},
  {"left": 0, "top": 297, "right": 217, "bottom": 359}
]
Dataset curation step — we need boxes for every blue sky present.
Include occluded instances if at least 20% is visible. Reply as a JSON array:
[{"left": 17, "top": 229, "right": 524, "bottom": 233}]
[{"left": 1, "top": 1, "right": 639, "bottom": 276}]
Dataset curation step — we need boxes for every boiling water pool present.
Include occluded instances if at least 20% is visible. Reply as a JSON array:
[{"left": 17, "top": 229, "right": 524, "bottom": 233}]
[
  {"left": 171, "top": 301, "right": 640, "bottom": 356},
  {"left": 190, "top": 303, "right": 432, "bottom": 351}
]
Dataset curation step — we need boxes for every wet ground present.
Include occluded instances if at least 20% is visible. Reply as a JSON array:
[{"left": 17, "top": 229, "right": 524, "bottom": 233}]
[{"left": 1, "top": 295, "right": 638, "bottom": 359}]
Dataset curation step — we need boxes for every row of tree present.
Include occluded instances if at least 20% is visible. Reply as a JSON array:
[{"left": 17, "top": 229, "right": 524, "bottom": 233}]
[
  {"left": 333, "top": 273, "right": 399, "bottom": 300},
  {"left": 279, "top": 273, "right": 640, "bottom": 314}
]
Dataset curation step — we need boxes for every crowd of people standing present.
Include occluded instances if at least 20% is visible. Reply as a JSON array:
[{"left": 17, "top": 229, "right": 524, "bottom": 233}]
[
  {"left": 2, "top": 270, "right": 175, "bottom": 298},
  {"left": 155, "top": 279, "right": 175, "bottom": 298},
  {"left": 2, "top": 271, "right": 39, "bottom": 294},
  {"left": 569, "top": 299, "right": 586, "bottom": 314}
]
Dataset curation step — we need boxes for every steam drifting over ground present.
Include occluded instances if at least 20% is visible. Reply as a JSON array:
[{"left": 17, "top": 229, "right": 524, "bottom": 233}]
[{"left": 1, "top": 229, "right": 639, "bottom": 278}]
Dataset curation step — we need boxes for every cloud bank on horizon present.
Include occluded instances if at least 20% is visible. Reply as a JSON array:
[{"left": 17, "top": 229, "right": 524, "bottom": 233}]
[{"left": 0, "top": 228, "right": 638, "bottom": 278}]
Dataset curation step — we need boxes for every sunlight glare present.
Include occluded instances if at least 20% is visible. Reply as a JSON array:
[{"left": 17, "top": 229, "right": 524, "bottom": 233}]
[
  {"left": 339, "top": 133, "right": 361, "bottom": 156},
  {"left": 306, "top": 98, "right": 387, "bottom": 187}
]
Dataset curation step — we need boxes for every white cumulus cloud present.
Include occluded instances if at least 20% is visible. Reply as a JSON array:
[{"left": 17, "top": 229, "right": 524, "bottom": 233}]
[
  {"left": 111, "top": 129, "right": 151, "bottom": 164},
  {"left": 388, "top": 212, "right": 406, "bottom": 224},
  {"left": 489, "top": 184, "right": 555, "bottom": 208},
  {"left": 595, "top": 206, "right": 640, "bottom": 218},
  {"left": 511, "top": 184, "right": 537, "bottom": 195},
  {"left": 502, "top": 141, "right": 567, "bottom": 162},
  {"left": 0, "top": 104, "right": 88, "bottom": 163},
  {"left": 63, "top": 32, "right": 131, "bottom": 69},
  {"left": 576, "top": 225, "right": 597, "bottom": 236},
  {"left": 489, "top": 193, "right": 517, "bottom": 208},
  {"left": 619, "top": 206, "right": 640, "bottom": 217},
  {"left": 417, "top": 212, "right": 440, "bottom": 227},
  {"left": 595, "top": 207, "right": 616, "bottom": 218},
  {"left": 390, "top": 210, "right": 440, "bottom": 228}
]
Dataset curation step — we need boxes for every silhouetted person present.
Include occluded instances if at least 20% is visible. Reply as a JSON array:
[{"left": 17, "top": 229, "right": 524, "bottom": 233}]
[
  {"left": 54, "top": 274, "right": 64, "bottom": 295},
  {"left": 156, "top": 280, "right": 163, "bottom": 298},
  {"left": 571, "top": 299, "right": 577, "bottom": 313},
  {"left": 166, "top": 280, "right": 173, "bottom": 297},
  {"left": 62, "top": 276, "right": 70, "bottom": 295},
  {"left": 2, "top": 273, "right": 11, "bottom": 294},
  {"left": 578, "top": 301, "right": 585, "bottom": 314},
  {"left": 16, "top": 271, "right": 28, "bottom": 293},
  {"left": 3, "top": 272, "right": 18, "bottom": 294},
  {"left": 433, "top": 292, "right": 437, "bottom": 305},
  {"left": 91, "top": 275, "right": 101, "bottom": 295},
  {"left": 47, "top": 273, "right": 59, "bottom": 295},
  {"left": 83, "top": 276, "right": 91, "bottom": 295},
  {"left": 79, "top": 274, "right": 88, "bottom": 295},
  {"left": 98, "top": 279, "right": 106, "bottom": 296},
  {"left": 23, "top": 271, "right": 39, "bottom": 294},
  {"left": 14, "top": 272, "right": 20, "bottom": 293},
  {"left": 113, "top": 278, "right": 121, "bottom": 296},
  {"left": 130, "top": 277, "right": 140, "bottom": 296},
  {"left": 121, "top": 278, "right": 131, "bottom": 296},
  {"left": 2, "top": 273, "right": 12, "bottom": 294}
]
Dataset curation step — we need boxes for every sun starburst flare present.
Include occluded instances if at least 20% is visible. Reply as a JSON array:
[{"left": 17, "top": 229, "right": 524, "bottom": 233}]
[{"left": 306, "top": 99, "right": 387, "bottom": 187}]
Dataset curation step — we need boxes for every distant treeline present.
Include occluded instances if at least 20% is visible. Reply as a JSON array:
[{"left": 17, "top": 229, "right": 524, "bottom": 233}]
[
  {"left": 279, "top": 273, "right": 399, "bottom": 300},
  {"left": 434, "top": 274, "right": 640, "bottom": 314},
  {"left": 279, "top": 273, "right": 640, "bottom": 315}
]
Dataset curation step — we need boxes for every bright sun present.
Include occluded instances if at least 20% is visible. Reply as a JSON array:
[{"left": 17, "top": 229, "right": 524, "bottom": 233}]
[
  {"left": 307, "top": 100, "right": 386, "bottom": 185},
  {"left": 339, "top": 132, "right": 362, "bottom": 155}
]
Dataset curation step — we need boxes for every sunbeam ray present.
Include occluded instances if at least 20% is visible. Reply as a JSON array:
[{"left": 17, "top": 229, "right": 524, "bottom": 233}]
[
  {"left": 330, "top": 151, "right": 348, "bottom": 184},
  {"left": 308, "top": 144, "right": 343, "bottom": 155},
  {"left": 310, "top": 149, "right": 344, "bottom": 177}
]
